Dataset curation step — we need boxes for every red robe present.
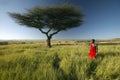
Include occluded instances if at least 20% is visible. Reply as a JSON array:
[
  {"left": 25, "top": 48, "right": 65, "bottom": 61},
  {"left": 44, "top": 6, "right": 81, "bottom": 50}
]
[{"left": 89, "top": 43, "right": 97, "bottom": 59}]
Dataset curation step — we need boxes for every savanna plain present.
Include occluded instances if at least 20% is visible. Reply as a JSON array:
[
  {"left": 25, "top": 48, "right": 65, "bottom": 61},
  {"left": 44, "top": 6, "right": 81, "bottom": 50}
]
[{"left": 0, "top": 40, "right": 120, "bottom": 80}]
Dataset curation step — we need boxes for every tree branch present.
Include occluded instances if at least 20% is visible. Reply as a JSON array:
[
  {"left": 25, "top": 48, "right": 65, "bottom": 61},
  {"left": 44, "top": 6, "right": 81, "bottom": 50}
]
[
  {"left": 39, "top": 28, "right": 47, "bottom": 34},
  {"left": 46, "top": 28, "right": 52, "bottom": 34},
  {"left": 50, "top": 30, "right": 61, "bottom": 37}
]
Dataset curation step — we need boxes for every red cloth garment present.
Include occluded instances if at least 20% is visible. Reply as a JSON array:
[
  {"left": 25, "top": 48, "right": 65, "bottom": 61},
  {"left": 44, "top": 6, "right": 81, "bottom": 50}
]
[{"left": 89, "top": 43, "right": 97, "bottom": 59}]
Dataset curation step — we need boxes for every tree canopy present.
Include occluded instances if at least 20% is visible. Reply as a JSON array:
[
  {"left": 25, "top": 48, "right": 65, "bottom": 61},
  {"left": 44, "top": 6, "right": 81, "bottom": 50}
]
[{"left": 9, "top": 5, "right": 83, "bottom": 47}]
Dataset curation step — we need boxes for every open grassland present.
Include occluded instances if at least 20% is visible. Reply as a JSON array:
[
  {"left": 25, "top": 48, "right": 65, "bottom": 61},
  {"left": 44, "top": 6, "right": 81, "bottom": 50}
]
[{"left": 0, "top": 40, "right": 120, "bottom": 80}]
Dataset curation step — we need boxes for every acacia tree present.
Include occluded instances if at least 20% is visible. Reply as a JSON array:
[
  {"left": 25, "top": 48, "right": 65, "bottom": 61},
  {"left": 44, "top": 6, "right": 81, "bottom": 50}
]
[{"left": 9, "top": 5, "right": 83, "bottom": 48}]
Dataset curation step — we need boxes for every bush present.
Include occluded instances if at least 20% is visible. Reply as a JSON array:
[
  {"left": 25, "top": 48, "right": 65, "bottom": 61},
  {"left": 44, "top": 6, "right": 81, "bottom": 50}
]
[{"left": 0, "top": 42, "right": 8, "bottom": 45}]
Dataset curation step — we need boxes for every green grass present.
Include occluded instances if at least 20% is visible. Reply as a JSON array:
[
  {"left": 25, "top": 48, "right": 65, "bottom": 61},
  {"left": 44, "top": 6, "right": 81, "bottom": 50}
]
[{"left": 0, "top": 41, "right": 120, "bottom": 80}]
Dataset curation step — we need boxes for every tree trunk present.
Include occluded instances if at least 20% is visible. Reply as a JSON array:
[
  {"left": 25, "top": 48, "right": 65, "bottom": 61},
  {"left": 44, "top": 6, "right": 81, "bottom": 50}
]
[{"left": 47, "top": 36, "right": 52, "bottom": 48}]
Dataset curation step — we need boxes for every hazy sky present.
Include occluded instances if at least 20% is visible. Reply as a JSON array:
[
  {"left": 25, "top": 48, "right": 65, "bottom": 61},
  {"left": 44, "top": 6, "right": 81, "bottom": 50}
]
[{"left": 0, "top": 0, "right": 120, "bottom": 40}]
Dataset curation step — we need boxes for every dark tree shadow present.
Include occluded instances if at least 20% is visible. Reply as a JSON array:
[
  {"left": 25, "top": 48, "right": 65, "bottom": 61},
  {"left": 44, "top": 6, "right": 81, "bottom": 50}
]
[
  {"left": 52, "top": 53, "right": 61, "bottom": 70},
  {"left": 52, "top": 54, "right": 78, "bottom": 80},
  {"left": 86, "top": 60, "right": 98, "bottom": 79},
  {"left": 57, "top": 64, "right": 78, "bottom": 80}
]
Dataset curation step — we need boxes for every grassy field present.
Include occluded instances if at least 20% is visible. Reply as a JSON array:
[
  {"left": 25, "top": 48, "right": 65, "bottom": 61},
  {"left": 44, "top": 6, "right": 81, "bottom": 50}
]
[{"left": 0, "top": 40, "right": 120, "bottom": 80}]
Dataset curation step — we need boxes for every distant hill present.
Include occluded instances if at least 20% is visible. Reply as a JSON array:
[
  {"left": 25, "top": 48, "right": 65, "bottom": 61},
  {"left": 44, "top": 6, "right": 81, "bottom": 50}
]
[{"left": 112, "top": 38, "right": 120, "bottom": 41}]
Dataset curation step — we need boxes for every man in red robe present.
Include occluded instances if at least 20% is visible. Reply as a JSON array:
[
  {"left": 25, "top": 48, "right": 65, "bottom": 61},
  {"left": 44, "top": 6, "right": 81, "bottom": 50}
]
[{"left": 89, "top": 39, "right": 98, "bottom": 59}]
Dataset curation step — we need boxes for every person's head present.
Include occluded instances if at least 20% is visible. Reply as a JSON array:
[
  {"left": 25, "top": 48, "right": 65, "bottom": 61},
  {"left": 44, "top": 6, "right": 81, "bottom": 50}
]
[{"left": 91, "top": 39, "right": 95, "bottom": 43}]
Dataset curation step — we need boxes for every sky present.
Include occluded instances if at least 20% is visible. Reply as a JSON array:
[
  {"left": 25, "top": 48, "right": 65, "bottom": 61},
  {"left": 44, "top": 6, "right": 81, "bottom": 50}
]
[{"left": 0, "top": 0, "right": 120, "bottom": 40}]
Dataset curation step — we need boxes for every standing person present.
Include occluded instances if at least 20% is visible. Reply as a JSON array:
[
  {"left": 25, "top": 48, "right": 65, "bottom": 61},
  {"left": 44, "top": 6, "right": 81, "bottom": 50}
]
[{"left": 89, "top": 39, "right": 98, "bottom": 59}]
